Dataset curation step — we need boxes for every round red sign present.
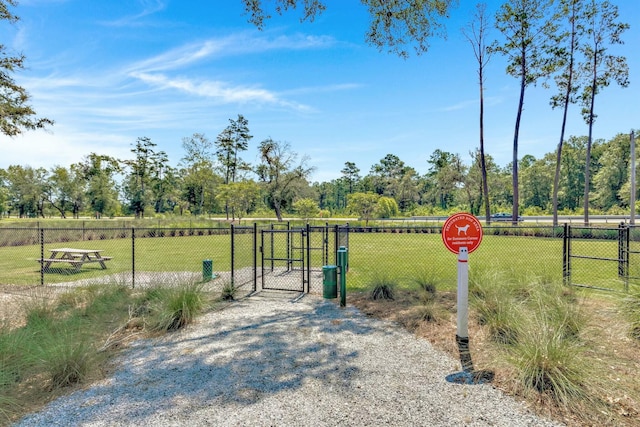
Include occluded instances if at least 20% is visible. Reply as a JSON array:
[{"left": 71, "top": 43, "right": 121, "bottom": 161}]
[{"left": 442, "top": 213, "right": 483, "bottom": 254}]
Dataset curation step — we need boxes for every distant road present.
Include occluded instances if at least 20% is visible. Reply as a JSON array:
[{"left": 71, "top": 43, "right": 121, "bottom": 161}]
[{"left": 408, "top": 215, "right": 637, "bottom": 225}]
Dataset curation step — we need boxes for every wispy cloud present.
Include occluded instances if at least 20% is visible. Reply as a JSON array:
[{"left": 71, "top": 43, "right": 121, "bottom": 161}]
[
  {"left": 130, "top": 72, "right": 311, "bottom": 111},
  {"left": 438, "top": 96, "right": 503, "bottom": 112},
  {"left": 126, "top": 32, "right": 336, "bottom": 73},
  {"left": 101, "top": 0, "right": 167, "bottom": 27}
]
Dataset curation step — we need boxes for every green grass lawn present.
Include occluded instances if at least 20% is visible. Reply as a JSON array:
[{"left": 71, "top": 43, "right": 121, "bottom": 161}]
[
  {"left": 0, "top": 229, "right": 636, "bottom": 293},
  {"left": 346, "top": 233, "right": 565, "bottom": 290},
  {"left": 0, "top": 234, "right": 232, "bottom": 286}
]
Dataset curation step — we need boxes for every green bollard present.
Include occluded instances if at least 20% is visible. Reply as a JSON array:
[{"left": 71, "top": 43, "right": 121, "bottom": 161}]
[
  {"left": 339, "top": 245, "right": 349, "bottom": 272},
  {"left": 337, "top": 248, "right": 347, "bottom": 307}
]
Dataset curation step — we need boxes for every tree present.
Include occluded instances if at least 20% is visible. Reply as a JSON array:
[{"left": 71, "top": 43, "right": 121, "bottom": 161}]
[
  {"left": 376, "top": 196, "right": 399, "bottom": 219},
  {"left": 122, "top": 137, "right": 168, "bottom": 218},
  {"left": 181, "top": 133, "right": 215, "bottom": 215},
  {"left": 5, "top": 165, "right": 47, "bottom": 217},
  {"left": 0, "top": 0, "right": 53, "bottom": 136},
  {"left": 463, "top": 2, "right": 493, "bottom": 223},
  {"left": 425, "top": 149, "right": 465, "bottom": 210},
  {"left": 347, "top": 192, "right": 379, "bottom": 226},
  {"left": 292, "top": 197, "right": 320, "bottom": 221},
  {"left": 493, "top": 0, "right": 554, "bottom": 224},
  {"left": 215, "top": 115, "right": 252, "bottom": 219},
  {"left": 256, "top": 138, "right": 313, "bottom": 221},
  {"left": 578, "top": 0, "right": 629, "bottom": 224},
  {"left": 216, "top": 180, "right": 260, "bottom": 221},
  {"left": 240, "top": 0, "right": 457, "bottom": 57},
  {"left": 548, "top": 0, "right": 586, "bottom": 226},
  {"left": 340, "top": 161, "right": 361, "bottom": 194},
  {"left": 76, "top": 154, "right": 121, "bottom": 218},
  {"left": 45, "top": 165, "right": 84, "bottom": 218}
]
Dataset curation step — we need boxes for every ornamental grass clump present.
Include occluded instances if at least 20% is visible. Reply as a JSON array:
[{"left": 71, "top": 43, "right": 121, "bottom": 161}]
[
  {"left": 621, "top": 289, "right": 640, "bottom": 340},
  {"left": 369, "top": 273, "right": 398, "bottom": 300},
  {"left": 470, "top": 269, "right": 521, "bottom": 344},
  {"left": 148, "top": 282, "right": 207, "bottom": 332},
  {"left": 220, "top": 280, "right": 238, "bottom": 301},
  {"left": 507, "top": 310, "right": 591, "bottom": 407}
]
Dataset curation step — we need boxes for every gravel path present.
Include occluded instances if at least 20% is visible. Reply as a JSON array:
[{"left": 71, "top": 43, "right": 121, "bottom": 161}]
[{"left": 15, "top": 292, "right": 563, "bottom": 427}]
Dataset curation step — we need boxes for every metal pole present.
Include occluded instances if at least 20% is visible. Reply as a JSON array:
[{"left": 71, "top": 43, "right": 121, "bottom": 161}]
[
  {"left": 231, "top": 224, "right": 235, "bottom": 286},
  {"left": 562, "top": 223, "right": 569, "bottom": 286},
  {"left": 631, "top": 131, "right": 636, "bottom": 225},
  {"left": 40, "top": 228, "right": 44, "bottom": 286},
  {"left": 131, "top": 227, "right": 135, "bottom": 289},
  {"left": 253, "top": 222, "right": 257, "bottom": 293},
  {"left": 456, "top": 247, "right": 469, "bottom": 339},
  {"left": 306, "top": 223, "right": 311, "bottom": 293}
]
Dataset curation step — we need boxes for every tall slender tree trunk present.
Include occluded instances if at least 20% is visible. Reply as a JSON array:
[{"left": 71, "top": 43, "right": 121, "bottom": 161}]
[
  {"left": 512, "top": 60, "right": 527, "bottom": 225},
  {"left": 583, "top": 58, "right": 598, "bottom": 226},
  {"left": 553, "top": 10, "right": 577, "bottom": 227},
  {"left": 479, "top": 64, "right": 490, "bottom": 224}
]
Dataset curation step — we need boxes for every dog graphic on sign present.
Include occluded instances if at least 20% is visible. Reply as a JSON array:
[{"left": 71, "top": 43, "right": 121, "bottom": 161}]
[{"left": 456, "top": 224, "right": 470, "bottom": 236}]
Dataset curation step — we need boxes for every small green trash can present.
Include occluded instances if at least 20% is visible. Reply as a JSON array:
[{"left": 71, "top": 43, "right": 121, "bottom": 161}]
[
  {"left": 203, "top": 259, "right": 213, "bottom": 282},
  {"left": 322, "top": 265, "right": 337, "bottom": 299}
]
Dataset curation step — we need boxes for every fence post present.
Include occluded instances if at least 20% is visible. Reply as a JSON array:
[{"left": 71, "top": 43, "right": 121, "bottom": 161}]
[
  {"left": 618, "top": 222, "right": 625, "bottom": 279},
  {"left": 306, "top": 223, "right": 311, "bottom": 293},
  {"left": 40, "top": 228, "right": 44, "bottom": 286},
  {"left": 562, "top": 223, "right": 570, "bottom": 286},
  {"left": 132, "top": 228, "right": 135, "bottom": 289},
  {"left": 253, "top": 222, "right": 257, "bottom": 293},
  {"left": 231, "top": 224, "right": 235, "bottom": 286}
]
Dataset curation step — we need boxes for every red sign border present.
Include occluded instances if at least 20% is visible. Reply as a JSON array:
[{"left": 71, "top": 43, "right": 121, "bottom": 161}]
[{"left": 442, "top": 212, "right": 483, "bottom": 254}]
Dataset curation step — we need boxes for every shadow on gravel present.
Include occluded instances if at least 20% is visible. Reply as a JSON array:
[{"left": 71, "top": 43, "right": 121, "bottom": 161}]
[{"left": 18, "top": 293, "right": 388, "bottom": 425}]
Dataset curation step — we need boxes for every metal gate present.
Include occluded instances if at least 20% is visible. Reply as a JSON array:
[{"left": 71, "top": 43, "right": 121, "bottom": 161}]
[
  {"left": 260, "top": 224, "right": 348, "bottom": 293},
  {"left": 563, "top": 223, "right": 630, "bottom": 292}
]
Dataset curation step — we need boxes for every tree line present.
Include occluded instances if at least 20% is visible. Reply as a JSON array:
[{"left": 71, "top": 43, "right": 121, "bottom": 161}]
[{"left": 0, "top": 115, "right": 636, "bottom": 222}]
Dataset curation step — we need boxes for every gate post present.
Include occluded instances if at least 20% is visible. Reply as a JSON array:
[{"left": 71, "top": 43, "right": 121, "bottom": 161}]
[
  {"left": 231, "top": 224, "right": 235, "bottom": 286},
  {"left": 562, "top": 223, "right": 570, "bottom": 287},
  {"left": 618, "top": 222, "right": 630, "bottom": 291},
  {"left": 306, "top": 223, "right": 311, "bottom": 293},
  {"left": 253, "top": 222, "right": 258, "bottom": 293},
  {"left": 40, "top": 228, "right": 44, "bottom": 286}
]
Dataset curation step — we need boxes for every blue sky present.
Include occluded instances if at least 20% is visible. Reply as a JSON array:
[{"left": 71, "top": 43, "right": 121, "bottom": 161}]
[{"left": 2, "top": 0, "right": 638, "bottom": 182}]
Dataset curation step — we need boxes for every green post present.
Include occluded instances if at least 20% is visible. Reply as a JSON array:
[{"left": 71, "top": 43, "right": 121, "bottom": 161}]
[
  {"left": 337, "top": 248, "right": 347, "bottom": 307},
  {"left": 339, "top": 245, "right": 349, "bottom": 272}
]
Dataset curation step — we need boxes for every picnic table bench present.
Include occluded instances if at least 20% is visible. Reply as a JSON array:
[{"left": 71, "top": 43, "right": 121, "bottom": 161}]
[{"left": 38, "top": 248, "right": 112, "bottom": 271}]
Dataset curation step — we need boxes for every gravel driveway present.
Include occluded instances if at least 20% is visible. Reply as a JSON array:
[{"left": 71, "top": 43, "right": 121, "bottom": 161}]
[{"left": 15, "top": 292, "right": 563, "bottom": 427}]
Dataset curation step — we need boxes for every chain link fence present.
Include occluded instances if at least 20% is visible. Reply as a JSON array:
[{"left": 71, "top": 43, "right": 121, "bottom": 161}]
[{"left": 1, "top": 222, "right": 638, "bottom": 296}]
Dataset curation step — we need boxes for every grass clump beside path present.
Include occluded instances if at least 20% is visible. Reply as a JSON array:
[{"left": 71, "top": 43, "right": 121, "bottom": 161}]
[
  {"left": 352, "top": 267, "right": 640, "bottom": 426},
  {"left": 0, "top": 280, "right": 214, "bottom": 425}
]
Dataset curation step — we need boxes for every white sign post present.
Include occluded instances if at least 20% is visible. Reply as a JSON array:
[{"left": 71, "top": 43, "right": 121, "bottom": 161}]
[{"left": 456, "top": 247, "right": 469, "bottom": 339}]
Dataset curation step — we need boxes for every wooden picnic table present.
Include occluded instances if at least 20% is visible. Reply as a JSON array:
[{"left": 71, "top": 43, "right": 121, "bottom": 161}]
[{"left": 39, "top": 248, "right": 112, "bottom": 271}]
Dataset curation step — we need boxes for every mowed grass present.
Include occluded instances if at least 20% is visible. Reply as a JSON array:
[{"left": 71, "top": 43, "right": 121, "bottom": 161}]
[
  {"left": 346, "top": 233, "right": 565, "bottom": 291},
  {"left": 0, "top": 234, "right": 232, "bottom": 286},
  {"left": 0, "top": 229, "right": 634, "bottom": 292}
]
